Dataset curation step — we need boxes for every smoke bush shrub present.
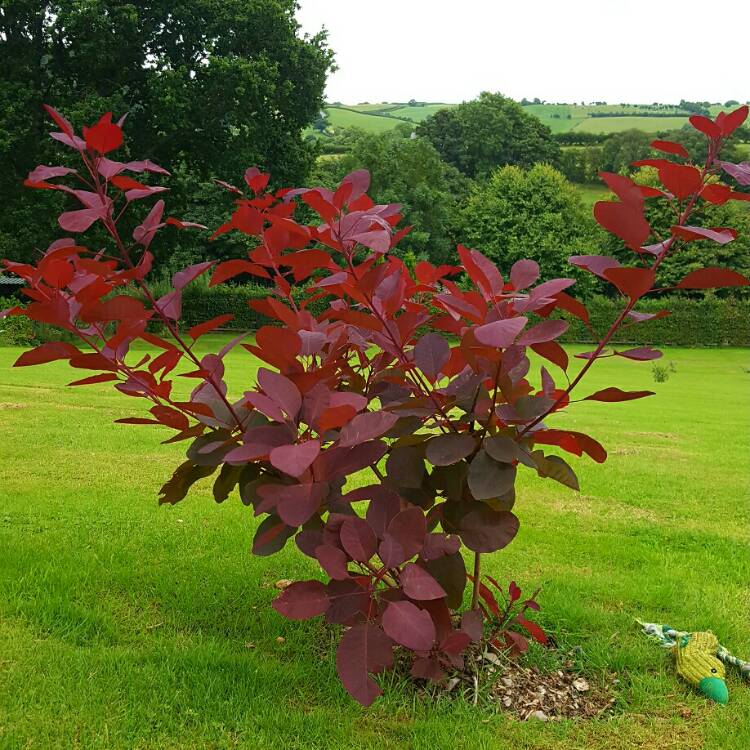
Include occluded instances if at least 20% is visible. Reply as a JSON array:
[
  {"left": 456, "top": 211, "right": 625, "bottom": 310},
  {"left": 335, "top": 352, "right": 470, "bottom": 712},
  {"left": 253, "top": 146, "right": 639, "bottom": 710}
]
[{"left": 2, "top": 105, "right": 749, "bottom": 705}]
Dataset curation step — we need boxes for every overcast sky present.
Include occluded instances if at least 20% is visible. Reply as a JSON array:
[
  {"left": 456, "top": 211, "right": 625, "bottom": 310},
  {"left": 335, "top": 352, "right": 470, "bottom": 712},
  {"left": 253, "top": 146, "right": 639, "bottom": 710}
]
[{"left": 297, "top": 0, "right": 749, "bottom": 105}]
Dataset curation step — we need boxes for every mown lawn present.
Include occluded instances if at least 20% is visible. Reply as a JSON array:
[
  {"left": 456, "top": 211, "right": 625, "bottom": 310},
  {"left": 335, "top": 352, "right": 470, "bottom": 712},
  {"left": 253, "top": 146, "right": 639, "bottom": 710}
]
[{"left": 0, "top": 340, "right": 748, "bottom": 749}]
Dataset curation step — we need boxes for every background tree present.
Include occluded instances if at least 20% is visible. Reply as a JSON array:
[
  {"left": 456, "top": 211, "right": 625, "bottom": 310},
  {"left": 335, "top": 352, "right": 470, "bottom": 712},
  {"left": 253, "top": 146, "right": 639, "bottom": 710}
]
[
  {"left": 417, "top": 92, "right": 559, "bottom": 178},
  {"left": 601, "top": 168, "right": 750, "bottom": 294},
  {"left": 455, "top": 164, "right": 598, "bottom": 291},
  {"left": 0, "top": 0, "right": 333, "bottom": 265},
  {"left": 311, "top": 130, "right": 471, "bottom": 264},
  {"left": 600, "top": 129, "right": 652, "bottom": 174}
]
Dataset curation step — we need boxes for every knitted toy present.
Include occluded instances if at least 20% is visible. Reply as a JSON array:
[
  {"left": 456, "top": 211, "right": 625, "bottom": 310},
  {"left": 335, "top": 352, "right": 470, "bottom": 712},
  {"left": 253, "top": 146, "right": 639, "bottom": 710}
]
[{"left": 639, "top": 621, "right": 750, "bottom": 704}]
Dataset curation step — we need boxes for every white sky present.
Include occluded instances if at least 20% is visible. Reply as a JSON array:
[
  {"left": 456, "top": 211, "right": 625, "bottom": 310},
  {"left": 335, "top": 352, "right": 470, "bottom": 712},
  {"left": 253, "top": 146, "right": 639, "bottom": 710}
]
[{"left": 297, "top": 0, "right": 749, "bottom": 105}]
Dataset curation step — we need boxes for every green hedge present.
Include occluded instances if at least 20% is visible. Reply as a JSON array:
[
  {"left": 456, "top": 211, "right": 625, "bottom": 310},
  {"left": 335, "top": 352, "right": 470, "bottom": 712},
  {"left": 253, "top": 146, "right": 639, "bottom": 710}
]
[
  {"left": 2, "top": 287, "right": 748, "bottom": 348},
  {"left": 177, "top": 286, "right": 748, "bottom": 347},
  {"left": 559, "top": 295, "right": 749, "bottom": 347},
  {"left": 178, "top": 284, "right": 330, "bottom": 331}
]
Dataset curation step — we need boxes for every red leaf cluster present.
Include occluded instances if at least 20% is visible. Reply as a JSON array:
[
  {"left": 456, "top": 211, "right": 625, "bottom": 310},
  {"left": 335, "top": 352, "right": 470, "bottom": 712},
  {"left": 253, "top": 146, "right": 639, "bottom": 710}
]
[{"left": 3, "top": 105, "right": 749, "bottom": 705}]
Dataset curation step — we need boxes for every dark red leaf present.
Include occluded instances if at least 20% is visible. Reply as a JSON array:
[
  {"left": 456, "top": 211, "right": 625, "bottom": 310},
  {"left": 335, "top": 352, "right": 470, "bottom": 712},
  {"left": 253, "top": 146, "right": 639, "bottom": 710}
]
[
  {"left": 719, "top": 161, "right": 750, "bottom": 186},
  {"left": 453, "top": 503, "right": 520, "bottom": 553},
  {"left": 458, "top": 245, "right": 504, "bottom": 299},
  {"left": 650, "top": 140, "right": 689, "bottom": 158},
  {"left": 340, "top": 517, "right": 377, "bottom": 562},
  {"left": 615, "top": 347, "right": 662, "bottom": 361},
  {"left": 133, "top": 200, "right": 165, "bottom": 249},
  {"left": 460, "top": 609, "right": 484, "bottom": 641},
  {"left": 83, "top": 112, "right": 123, "bottom": 154},
  {"left": 583, "top": 387, "right": 655, "bottom": 402},
  {"left": 468, "top": 450, "right": 516, "bottom": 501},
  {"left": 273, "top": 482, "right": 326, "bottom": 526},
  {"left": 509, "top": 580, "right": 521, "bottom": 602},
  {"left": 421, "top": 552, "right": 466, "bottom": 609},
  {"left": 411, "top": 657, "right": 446, "bottom": 682},
  {"left": 326, "top": 578, "right": 370, "bottom": 625},
  {"left": 258, "top": 368, "right": 302, "bottom": 420},
  {"left": 150, "top": 405, "right": 189, "bottom": 431},
  {"left": 244, "top": 167, "right": 270, "bottom": 194},
  {"left": 627, "top": 310, "right": 670, "bottom": 324},
  {"left": 172, "top": 261, "right": 213, "bottom": 290},
  {"left": 719, "top": 105, "right": 749, "bottom": 136},
  {"left": 382, "top": 600, "right": 436, "bottom": 651},
  {"left": 531, "top": 341, "right": 569, "bottom": 371},
  {"left": 552, "top": 292, "right": 589, "bottom": 324},
  {"left": 603, "top": 266, "right": 655, "bottom": 300},
  {"left": 599, "top": 172, "right": 643, "bottom": 207},
  {"left": 700, "top": 184, "right": 732, "bottom": 205},
  {"left": 593, "top": 201, "right": 650, "bottom": 249},
  {"left": 110, "top": 175, "right": 146, "bottom": 190},
  {"left": 689, "top": 115, "right": 721, "bottom": 139},
  {"left": 68, "top": 373, "right": 119, "bottom": 386},
  {"left": 269, "top": 441, "right": 320, "bottom": 478},
  {"left": 379, "top": 507, "right": 426, "bottom": 566},
  {"left": 671, "top": 226, "right": 736, "bottom": 245},
  {"left": 517, "top": 319, "right": 568, "bottom": 345},
  {"left": 516, "top": 615, "right": 548, "bottom": 645},
  {"left": 59, "top": 207, "right": 106, "bottom": 232},
  {"left": 336, "top": 623, "right": 393, "bottom": 706},
  {"left": 252, "top": 515, "right": 294, "bottom": 555},
  {"left": 338, "top": 410, "right": 398, "bottom": 448},
  {"left": 272, "top": 580, "right": 328, "bottom": 620},
  {"left": 569, "top": 255, "right": 620, "bottom": 279},
  {"left": 209, "top": 260, "right": 258, "bottom": 286},
  {"left": 658, "top": 162, "right": 702, "bottom": 200},
  {"left": 28, "top": 165, "right": 76, "bottom": 182},
  {"left": 474, "top": 317, "right": 528, "bottom": 348},
  {"left": 13, "top": 341, "right": 79, "bottom": 367},
  {"left": 424, "top": 433, "right": 475, "bottom": 466},
  {"left": 43, "top": 104, "right": 74, "bottom": 137},
  {"left": 676, "top": 267, "right": 749, "bottom": 289},
  {"left": 509, "top": 259, "right": 539, "bottom": 290},
  {"left": 414, "top": 332, "right": 449, "bottom": 381},
  {"left": 441, "top": 630, "right": 471, "bottom": 657},
  {"left": 400, "top": 563, "right": 447, "bottom": 601},
  {"left": 315, "top": 544, "right": 350, "bottom": 580}
]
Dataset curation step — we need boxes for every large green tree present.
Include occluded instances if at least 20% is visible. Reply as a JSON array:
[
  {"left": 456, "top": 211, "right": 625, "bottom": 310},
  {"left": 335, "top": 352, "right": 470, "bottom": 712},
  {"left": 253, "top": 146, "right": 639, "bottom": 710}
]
[
  {"left": 417, "top": 92, "right": 559, "bottom": 178},
  {"left": 0, "top": 0, "right": 333, "bottom": 264},
  {"left": 311, "top": 129, "right": 471, "bottom": 265},
  {"left": 455, "top": 163, "right": 598, "bottom": 292}
]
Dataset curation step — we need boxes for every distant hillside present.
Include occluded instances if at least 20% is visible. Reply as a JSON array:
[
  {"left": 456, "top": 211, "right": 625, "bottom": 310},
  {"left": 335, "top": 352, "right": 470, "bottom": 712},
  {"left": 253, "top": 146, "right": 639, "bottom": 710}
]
[
  {"left": 317, "top": 101, "right": 746, "bottom": 137},
  {"left": 323, "top": 103, "right": 456, "bottom": 134}
]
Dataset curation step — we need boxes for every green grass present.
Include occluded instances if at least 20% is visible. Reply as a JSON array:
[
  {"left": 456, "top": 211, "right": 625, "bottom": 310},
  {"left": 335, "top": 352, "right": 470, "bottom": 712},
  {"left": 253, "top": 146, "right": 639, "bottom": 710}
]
[
  {"left": 386, "top": 104, "right": 456, "bottom": 122},
  {"left": 326, "top": 106, "right": 404, "bottom": 133},
  {"left": 1, "top": 340, "right": 749, "bottom": 749},
  {"left": 572, "top": 116, "right": 690, "bottom": 134},
  {"left": 574, "top": 183, "right": 610, "bottom": 208}
]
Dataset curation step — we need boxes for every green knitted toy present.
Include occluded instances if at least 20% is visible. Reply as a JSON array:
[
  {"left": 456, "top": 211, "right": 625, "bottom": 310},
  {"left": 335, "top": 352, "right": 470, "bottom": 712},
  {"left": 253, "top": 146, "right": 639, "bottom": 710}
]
[{"left": 639, "top": 621, "right": 750, "bottom": 704}]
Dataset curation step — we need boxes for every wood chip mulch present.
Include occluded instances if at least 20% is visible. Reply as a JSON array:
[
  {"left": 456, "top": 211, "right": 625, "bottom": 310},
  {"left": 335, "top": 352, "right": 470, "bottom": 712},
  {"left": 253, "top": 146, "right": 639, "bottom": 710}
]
[{"left": 476, "top": 652, "right": 617, "bottom": 721}]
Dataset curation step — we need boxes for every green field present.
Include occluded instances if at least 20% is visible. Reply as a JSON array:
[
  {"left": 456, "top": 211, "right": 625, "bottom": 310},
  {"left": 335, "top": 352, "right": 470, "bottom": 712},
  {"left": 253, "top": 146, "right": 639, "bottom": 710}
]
[
  {"left": 322, "top": 101, "right": 749, "bottom": 137},
  {"left": 572, "top": 116, "right": 691, "bottom": 134},
  {"left": 1, "top": 339, "right": 748, "bottom": 749},
  {"left": 325, "top": 106, "right": 404, "bottom": 133},
  {"left": 574, "top": 183, "right": 610, "bottom": 207}
]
